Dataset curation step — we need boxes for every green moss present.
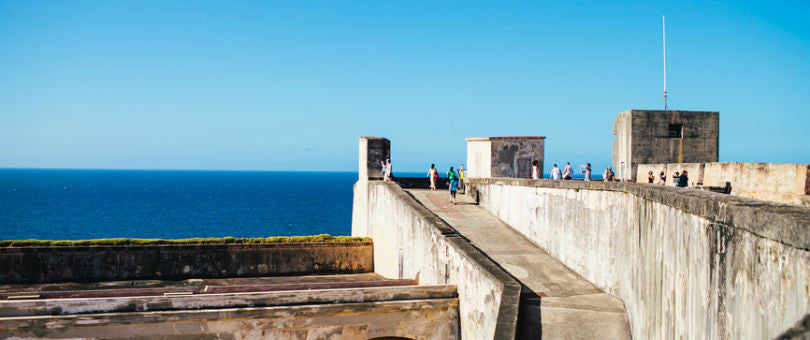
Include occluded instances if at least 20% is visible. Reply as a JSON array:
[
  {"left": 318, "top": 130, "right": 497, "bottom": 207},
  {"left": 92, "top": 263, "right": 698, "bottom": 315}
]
[{"left": 0, "top": 234, "right": 371, "bottom": 248}]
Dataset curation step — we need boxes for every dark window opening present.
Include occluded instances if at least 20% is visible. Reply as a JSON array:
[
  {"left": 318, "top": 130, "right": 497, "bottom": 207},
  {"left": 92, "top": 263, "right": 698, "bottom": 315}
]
[{"left": 668, "top": 124, "right": 683, "bottom": 138}]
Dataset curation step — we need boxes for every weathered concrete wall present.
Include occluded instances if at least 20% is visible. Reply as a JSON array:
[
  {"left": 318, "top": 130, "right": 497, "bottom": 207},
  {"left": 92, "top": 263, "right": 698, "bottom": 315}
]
[
  {"left": 613, "top": 110, "right": 719, "bottom": 181},
  {"left": 0, "top": 298, "right": 459, "bottom": 340},
  {"left": 353, "top": 180, "right": 520, "bottom": 340},
  {"left": 467, "top": 178, "right": 810, "bottom": 340},
  {"left": 703, "top": 162, "right": 810, "bottom": 206},
  {"left": 466, "top": 136, "right": 545, "bottom": 179},
  {"left": 467, "top": 138, "right": 492, "bottom": 178},
  {"left": 0, "top": 243, "right": 373, "bottom": 284}
]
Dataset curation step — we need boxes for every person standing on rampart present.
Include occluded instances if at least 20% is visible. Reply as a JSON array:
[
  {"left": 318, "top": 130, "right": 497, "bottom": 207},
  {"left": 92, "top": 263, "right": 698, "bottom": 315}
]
[
  {"left": 672, "top": 171, "right": 680, "bottom": 187},
  {"left": 458, "top": 164, "right": 465, "bottom": 194},
  {"left": 551, "top": 164, "right": 561, "bottom": 180},
  {"left": 603, "top": 167, "right": 615, "bottom": 182},
  {"left": 383, "top": 159, "right": 392, "bottom": 181},
  {"left": 658, "top": 171, "right": 666, "bottom": 185},
  {"left": 678, "top": 170, "right": 689, "bottom": 188},
  {"left": 648, "top": 171, "right": 655, "bottom": 184},
  {"left": 427, "top": 164, "right": 438, "bottom": 190},
  {"left": 580, "top": 163, "right": 591, "bottom": 181},
  {"left": 563, "top": 162, "right": 573, "bottom": 180},
  {"left": 532, "top": 160, "right": 539, "bottom": 179}
]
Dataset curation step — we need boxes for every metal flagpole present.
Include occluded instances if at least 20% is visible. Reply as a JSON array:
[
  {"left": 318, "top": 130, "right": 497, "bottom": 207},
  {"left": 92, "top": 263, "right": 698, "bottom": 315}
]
[{"left": 663, "top": 15, "right": 667, "bottom": 111}]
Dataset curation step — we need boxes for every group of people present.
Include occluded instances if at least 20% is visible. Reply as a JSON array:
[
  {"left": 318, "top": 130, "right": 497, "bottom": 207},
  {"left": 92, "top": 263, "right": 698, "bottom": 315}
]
[
  {"left": 428, "top": 164, "right": 464, "bottom": 204},
  {"left": 543, "top": 162, "right": 608, "bottom": 182},
  {"left": 647, "top": 170, "right": 689, "bottom": 187}
]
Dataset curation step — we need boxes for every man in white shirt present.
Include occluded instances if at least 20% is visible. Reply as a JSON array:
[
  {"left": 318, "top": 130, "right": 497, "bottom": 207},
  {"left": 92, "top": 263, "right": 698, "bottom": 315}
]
[
  {"left": 551, "top": 164, "right": 562, "bottom": 180},
  {"left": 562, "top": 162, "right": 573, "bottom": 180}
]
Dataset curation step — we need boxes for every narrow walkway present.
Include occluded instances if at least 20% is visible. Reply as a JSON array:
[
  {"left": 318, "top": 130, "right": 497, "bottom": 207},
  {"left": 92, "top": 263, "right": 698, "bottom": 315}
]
[{"left": 406, "top": 189, "right": 631, "bottom": 340}]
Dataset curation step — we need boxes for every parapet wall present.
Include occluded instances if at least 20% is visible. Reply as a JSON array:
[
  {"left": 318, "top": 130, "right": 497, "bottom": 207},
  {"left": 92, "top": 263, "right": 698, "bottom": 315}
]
[
  {"left": 466, "top": 178, "right": 810, "bottom": 340},
  {"left": 0, "top": 242, "right": 373, "bottom": 284},
  {"left": 637, "top": 162, "right": 810, "bottom": 206},
  {"left": 352, "top": 180, "right": 520, "bottom": 340}
]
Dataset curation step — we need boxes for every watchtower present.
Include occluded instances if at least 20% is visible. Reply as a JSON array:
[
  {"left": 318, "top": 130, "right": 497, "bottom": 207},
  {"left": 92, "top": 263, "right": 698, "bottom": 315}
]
[
  {"left": 466, "top": 136, "right": 545, "bottom": 179},
  {"left": 612, "top": 110, "right": 719, "bottom": 181}
]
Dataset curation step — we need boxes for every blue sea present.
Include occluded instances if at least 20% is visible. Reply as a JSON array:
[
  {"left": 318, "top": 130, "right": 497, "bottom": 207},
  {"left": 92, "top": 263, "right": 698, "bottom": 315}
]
[{"left": 0, "top": 169, "right": 363, "bottom": 241}]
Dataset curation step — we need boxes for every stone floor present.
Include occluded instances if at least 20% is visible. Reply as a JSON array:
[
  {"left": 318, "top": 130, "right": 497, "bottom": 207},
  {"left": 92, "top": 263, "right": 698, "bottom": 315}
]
[{"left": 406, "top": 188, "right": 632, "bottom": 340}]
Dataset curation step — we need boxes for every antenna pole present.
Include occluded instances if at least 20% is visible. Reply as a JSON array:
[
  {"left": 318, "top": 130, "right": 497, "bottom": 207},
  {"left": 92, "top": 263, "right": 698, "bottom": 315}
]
[{"left": 663, "top": 15, "right": 667, "bottom": 111}]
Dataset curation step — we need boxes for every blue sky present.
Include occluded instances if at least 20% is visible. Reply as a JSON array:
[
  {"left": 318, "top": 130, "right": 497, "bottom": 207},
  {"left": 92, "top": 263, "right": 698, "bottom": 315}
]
[{"left": 1, "top": 1, "right": 808, "bottom": 172}]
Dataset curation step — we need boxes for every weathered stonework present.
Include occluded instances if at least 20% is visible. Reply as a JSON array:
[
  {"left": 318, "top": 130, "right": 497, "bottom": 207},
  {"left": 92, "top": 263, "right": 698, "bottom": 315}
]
[
  {"left": 466, "top": 136, "right": 545, "bottom": 178},
  {"left": 613, "top": 110, "right": 719, "bottom": 181},
  {"left": 466, "top": 177, "right": 810, "bottom": 340}
]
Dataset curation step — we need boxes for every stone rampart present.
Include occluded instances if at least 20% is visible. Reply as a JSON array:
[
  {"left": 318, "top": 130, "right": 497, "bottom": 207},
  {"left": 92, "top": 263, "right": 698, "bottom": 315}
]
[
  {"left": 0, "top": 242, "right": 373, "bottom": 284},
  {"left": 637, "top": 161, "right": 810, "bottom": 206},
  {"left": 466, "top": 178, "right": 810, "bottom": 340},
  {"left": 352, "top": 180, "right": 520, "bottom": 340}
]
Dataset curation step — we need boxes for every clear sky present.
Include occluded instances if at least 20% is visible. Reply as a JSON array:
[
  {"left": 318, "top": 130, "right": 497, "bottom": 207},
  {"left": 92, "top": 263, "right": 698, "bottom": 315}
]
[{"left": 1, "top": 1, "right": 808, "bottom": 172}]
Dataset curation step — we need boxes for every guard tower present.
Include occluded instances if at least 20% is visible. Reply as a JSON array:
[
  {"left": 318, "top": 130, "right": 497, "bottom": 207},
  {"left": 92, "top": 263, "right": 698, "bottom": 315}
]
[
  {"left": 612, "top": 110, "right": 719, "bottom": 181},
  {"left": 466, "top": 136, "right": 545, "bottom": 179}
]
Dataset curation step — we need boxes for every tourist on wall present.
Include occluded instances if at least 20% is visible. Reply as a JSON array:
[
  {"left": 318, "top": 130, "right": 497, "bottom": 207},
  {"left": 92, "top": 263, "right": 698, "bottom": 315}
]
[
  {"left": 603, "top": 167, "right": 615, "bottom": 182},
  {"left": 449, "top": 171, "right": 459, "bottom": 204},
  {"left": 672, "top": 171, "right": 680, "bottom": 187},
  {"left": 648, "top": 171, "right": 655, "bottom": 184},
  {"left": 563, "top": 162, "right": 573, "bottom": 180},
  {"left": 384, "top": 159, "right": 392, "bottom": 181},
  {"left": 532, "top": 160, "right": 539, "bottom": 179},
  {"left": 550, "top": 164, "right": 561, "bottom": 180},
  {"left": 678, "top": 170, "right": 689, "bottom": 188},
  {"left": 658, "top": 171, "right": 667, "bottom": 185},
  {"left": 458, "top": 164, "right": 465, "bottom": 194},
  {"left": 427, "top": 164, "right": 438, "bottom": 190},
  {"left": 580, "top": 163, "right": 592, "bottom": 181},
  {"left": 447, "top": 166, "right": 459, "bottom": 196}
]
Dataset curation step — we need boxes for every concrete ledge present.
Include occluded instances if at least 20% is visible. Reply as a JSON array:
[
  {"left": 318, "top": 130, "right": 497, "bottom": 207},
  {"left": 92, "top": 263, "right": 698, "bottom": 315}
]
[
  {"left": 0, "top": 284, "right": 457, "bottom": 317},
  {"left": 466, "top": 177, "right": 810, "bottom": 251},
  {"left": 0, "top": 242, "right": 374, "bottom": 284},
  {"left": 0, "top": 298, "right": 459, "bottom": 340}
]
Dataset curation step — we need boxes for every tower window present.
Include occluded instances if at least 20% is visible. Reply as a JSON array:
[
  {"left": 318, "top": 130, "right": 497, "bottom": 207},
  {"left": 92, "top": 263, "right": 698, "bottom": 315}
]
[{"left": 668, "top": 124, "right": 683, "bottom": 138}]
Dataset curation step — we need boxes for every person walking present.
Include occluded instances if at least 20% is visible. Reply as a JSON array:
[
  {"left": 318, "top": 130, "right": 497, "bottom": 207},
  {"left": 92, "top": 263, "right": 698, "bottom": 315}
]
[
  {"left": 427, "top": 164, "right": 438, "bottom": 190},
  {"left": 449, "top": 173, "right": 459, "bottom": 204},
  {"left": 458, "top": 164, "right": 465, "bottom": 194},
  {"left": 563, "top": 162, "right": 573, "bottom": 180},
  {"left": 580, "top": 163, "right": 592, "bottom": 181},
  {"left": 447, "top": 167, "right": 459, "bottom": 202},
  {"left": 550, "top": 164, "right": 561, "bottom": 180},
  {"left": 532, "top": 160, "right": 539, "bottom": 179},
  {"left": 658, "top": 171, "right": 666, "bottom": 185}
]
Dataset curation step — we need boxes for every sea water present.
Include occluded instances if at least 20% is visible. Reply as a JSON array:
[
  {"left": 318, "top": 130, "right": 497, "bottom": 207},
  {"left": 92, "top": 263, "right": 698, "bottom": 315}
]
[{"left": 0, "top": 169, "right": 357, "bottom": 240}]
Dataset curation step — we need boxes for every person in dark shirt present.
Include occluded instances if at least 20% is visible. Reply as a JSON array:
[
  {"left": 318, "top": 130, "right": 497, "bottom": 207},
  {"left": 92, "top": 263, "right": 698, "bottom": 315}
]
[{"left": 678, "top": 170, "right": 689, "bottom": 188}]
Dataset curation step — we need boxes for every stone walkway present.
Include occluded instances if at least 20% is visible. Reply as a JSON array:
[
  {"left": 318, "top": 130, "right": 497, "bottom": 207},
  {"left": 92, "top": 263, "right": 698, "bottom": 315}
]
[{"left": 406, "top": 189, "right": 631, "bottom": 340}]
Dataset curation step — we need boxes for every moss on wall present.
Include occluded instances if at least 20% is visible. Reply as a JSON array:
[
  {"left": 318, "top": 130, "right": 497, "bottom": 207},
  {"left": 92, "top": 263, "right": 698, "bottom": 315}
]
[{"left": 0, "top": 234, "right": 371, "bottom": 248}]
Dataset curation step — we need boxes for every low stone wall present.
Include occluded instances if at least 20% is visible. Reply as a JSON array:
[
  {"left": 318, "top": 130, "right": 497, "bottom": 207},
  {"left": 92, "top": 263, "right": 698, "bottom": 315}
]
[
  {"left": 0, "top": 242, "right": 373, "bottom": 284},
  {"left": 703, "top": 162, "right": 810, "bottom": 206},
  {"left": 352, "top": 180, "right": 520, "bottom": 340},
  {"left": 466, "top": 177, "right": 810, "bottom": 340},
  {"left": 638, "top": 161, "right": 810, "bottom": 205}
]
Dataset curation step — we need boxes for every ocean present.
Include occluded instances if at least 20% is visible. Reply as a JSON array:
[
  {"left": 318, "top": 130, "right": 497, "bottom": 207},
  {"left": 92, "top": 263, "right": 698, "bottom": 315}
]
[{"left": 0, "top": 169, "right": 361, "bottom": 241}]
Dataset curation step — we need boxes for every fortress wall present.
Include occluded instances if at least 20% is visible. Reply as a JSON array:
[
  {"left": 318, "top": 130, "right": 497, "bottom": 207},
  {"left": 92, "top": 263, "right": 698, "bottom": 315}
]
[
  {"left": 703, "top": 162, "right": 810, "bottom": 206},
  {"left": 466, "top": 178, "right": 810, "bottom": 340},
  {"left": 353, "top": 180, "right": 520, "bottom": 340},
  {"left": 0, "top": 242, "right": 373, "bottom": 284}
]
